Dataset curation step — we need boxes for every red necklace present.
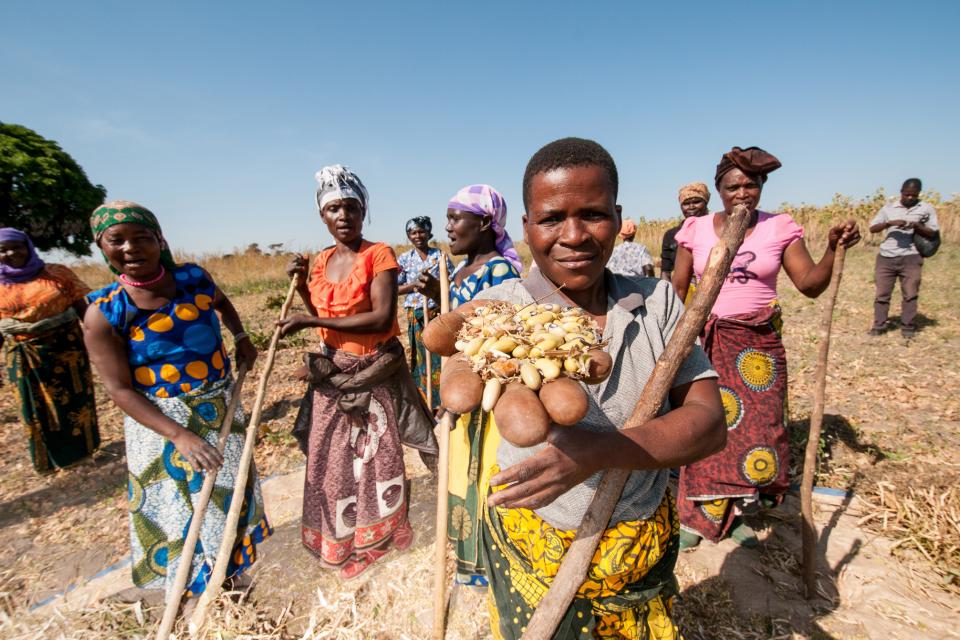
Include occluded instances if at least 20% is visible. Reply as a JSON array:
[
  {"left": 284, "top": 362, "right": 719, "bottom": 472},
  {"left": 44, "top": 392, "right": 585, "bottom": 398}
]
[{"left": 119, "top": 265, "right": 166, "bottom": 288}]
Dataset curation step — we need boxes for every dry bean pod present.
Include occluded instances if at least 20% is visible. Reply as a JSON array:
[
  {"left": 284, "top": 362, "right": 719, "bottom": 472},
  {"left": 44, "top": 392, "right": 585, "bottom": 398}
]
[
  {"left": 539, "top": 377, "right": 589, "bottom": 426},
  {"left": 422, "top": 312, "right": 466, "bottom": 357},
  {"left": 583, "top": 349, "right": 613, "bottom": 384},
  {"left": 493, "top": 382, "right": 550, "bottom": 447},
  {"left": 439, "top": 353, "right": 484, "bottom": 414}
]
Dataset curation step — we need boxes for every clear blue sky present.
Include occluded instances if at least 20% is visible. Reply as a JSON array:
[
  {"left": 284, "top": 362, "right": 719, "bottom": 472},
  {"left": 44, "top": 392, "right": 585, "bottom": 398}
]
[{"left": 3, "top": 0, "right": 958, "bottom": 257}]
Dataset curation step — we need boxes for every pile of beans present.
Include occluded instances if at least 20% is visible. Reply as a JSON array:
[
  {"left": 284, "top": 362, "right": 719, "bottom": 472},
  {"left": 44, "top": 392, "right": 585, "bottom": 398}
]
[{"left": 423, "top": 300, "right": 612, "bottom": 446}]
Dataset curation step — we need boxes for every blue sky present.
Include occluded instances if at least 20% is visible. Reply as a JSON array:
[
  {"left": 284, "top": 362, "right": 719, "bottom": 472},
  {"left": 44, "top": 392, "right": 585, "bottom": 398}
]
[{"left": 3, "top": 0, "right": 958, "bottom": 257}]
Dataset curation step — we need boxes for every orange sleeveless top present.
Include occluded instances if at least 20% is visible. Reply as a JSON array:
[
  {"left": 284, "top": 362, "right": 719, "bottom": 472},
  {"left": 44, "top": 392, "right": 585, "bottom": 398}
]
[{"left": 308, "top": 241, "right": 400, "bottom": 356}]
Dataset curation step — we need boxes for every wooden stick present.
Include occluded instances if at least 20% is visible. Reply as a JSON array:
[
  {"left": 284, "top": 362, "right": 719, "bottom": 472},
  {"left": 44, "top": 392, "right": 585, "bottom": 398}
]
[
  {"left": 522, "top": 205, "right": 754, "bottom": 640},
  {"left": 155, "top": 363, "right": 249, "bottom": 640},
  {"left": 424, "top": 296, "right": 433, "bottom": 410},
  {"left": 188, "top": 275, "right": 300, "bottom": 636},
  {"left": 432, "top": 255, "right": 452, "bottom": 640},
  {"left": 801, "top": 243, "right": 847, "bottom": 599}
]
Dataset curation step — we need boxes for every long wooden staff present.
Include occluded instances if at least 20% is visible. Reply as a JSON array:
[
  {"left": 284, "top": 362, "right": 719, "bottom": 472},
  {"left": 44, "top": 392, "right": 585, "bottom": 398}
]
[
  {"left": 523, "top": 204, "right": 754, "bottom": 640},
  {"left": 188, "top": 274, "right": 300, "bottom": 636},
  {"left": 801, "top": 243, "right": 847, "bottom": 599},
  {"left": 155, "top": 363, "right": 249, "bottom": 640},
  {"left": 423, "top": 296, "right": 433, "bottom": 409},
  {"left": 432, "top": 256, "right": 454, "bottom": 640}
]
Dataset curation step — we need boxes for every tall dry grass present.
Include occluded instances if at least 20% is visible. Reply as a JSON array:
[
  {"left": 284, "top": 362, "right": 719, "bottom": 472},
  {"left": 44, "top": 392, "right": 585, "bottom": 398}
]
[
  {"left": 67, "top": 192, "right": 956, "bottom": 287},
  {"left": 780, "top": 190, "right": 958, "bottom": 249},
  {"left": 639, "top": 191, "right": 958, "bottom": 259}
]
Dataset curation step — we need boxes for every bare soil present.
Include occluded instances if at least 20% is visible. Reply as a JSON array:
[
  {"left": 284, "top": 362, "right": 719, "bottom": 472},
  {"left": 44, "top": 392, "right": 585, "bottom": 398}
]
[{"left": 1, "top": 247, "right": 958, "bottom": 638}]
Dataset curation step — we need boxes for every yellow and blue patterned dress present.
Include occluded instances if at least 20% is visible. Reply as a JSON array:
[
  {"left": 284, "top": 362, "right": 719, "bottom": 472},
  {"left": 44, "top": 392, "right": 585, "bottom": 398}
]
[{"left": 87, "top": 263, "right": 270, "bottom": 595}]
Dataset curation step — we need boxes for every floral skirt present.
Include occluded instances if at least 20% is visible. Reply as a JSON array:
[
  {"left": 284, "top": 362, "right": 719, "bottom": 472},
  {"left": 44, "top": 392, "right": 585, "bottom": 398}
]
[
  {"left": 5, "top": 320, "right": 100, "bottom": 472},
  {"left": 406, "top": 306, "right": 441, "bottom": 412},
  {"left": 678, "top": 306, "right": 789, "bottom": 542},
  {"left": 125, "top": 378, "right": 270, "bottom": 595}
]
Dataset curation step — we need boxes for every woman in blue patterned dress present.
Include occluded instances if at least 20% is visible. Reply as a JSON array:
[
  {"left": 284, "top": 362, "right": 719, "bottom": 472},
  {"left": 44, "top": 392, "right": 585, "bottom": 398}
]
[
  {"left": 83, "top": 201, "right": 270, "bottom": 600},
  {"left": 420, "top": 184, "right": 523, "bottom": 586},
  {"left": 396, "top": 217, "right": 453, "bottom": 412}
]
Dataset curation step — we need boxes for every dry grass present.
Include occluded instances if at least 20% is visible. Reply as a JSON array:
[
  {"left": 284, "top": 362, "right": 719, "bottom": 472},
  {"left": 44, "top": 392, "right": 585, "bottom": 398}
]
[{"left": 858, "top": 475, "right": 960, "bottom": 594}]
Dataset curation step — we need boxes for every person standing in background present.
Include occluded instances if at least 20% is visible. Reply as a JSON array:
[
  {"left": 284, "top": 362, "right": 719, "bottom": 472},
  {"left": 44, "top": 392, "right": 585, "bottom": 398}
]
[
  {"left": 660, "top": 182, "right": 710, "bottom": 281},
  {"left": 0, "top": 227, "right": 100, "bottom": 473},
  {"left": 672, "top": 146, "right": 860, "bottom": 549},
  {"left": 280, "top": 166, "right": 436, "bottom": 580},
  {"left": 868, "top": 178, "right": 939, "bottom": 339},
  {"left": 396, "top": 217, "right": 453, "bottom": 411},
  {"left": 607, "top": 217, "right": 655, "bottom": 278}
]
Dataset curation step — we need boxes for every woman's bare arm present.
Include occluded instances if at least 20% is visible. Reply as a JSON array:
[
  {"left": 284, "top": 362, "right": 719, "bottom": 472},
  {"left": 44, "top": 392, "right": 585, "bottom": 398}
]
[
  {"left": 783, "top": 219, "right": 860, "bottom": 298},
  {"left": 83, "top": 304, "right": 224, "bottom": 471},
  {"left": 487, "top": 377, "right": 725, "bottom": 510},
  {"left": 671, "top": 246, "right": 694, "bottom": 300}
]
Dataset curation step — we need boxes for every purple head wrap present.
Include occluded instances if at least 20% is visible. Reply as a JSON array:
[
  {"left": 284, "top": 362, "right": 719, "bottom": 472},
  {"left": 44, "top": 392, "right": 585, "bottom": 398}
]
[
  {"left": 447, "top": 184, "right": 522, "bottom": 272},
  {"left": 0, "top": 228, "right": 46, "bottom": 284}
]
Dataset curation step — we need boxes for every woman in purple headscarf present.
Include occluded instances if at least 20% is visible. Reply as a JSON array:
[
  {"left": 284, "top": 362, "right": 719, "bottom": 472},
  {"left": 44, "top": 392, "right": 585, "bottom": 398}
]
[
  {"left": 0, "top": 228, "right": 100, "bottom": 472},
  {"left": 420, "top": 184, "right": 523, "bottom": 586}
]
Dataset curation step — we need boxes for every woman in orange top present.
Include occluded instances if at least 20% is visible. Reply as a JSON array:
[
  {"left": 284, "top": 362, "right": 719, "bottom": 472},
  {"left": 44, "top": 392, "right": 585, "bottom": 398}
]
[
  {"left": 0, "top": 227, "right": 100, "bottom": 472},
  {"left": 279, "top": 165, "right": 436, "bottom": 579}
]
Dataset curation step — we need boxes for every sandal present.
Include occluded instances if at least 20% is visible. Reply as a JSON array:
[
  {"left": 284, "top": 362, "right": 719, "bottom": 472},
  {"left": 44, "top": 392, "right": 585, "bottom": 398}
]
[
  {"left": 393, "top": 520, "right": 414, "bottom": 551},
  {"left": 339, "top": 547, "right": 389, "bottom": 581},
  {"left": 679, "top": 530, "right": 702, "bottom": 551},
  {"left": 454, "top": 572, "right": 489, "bottom": 587},
  {"left": 729, "top": 519, "right": 759, "bottom": 548}
]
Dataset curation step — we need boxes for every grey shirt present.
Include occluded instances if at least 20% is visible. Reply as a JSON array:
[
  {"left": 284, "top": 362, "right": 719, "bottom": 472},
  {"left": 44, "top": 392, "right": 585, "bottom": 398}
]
[
  {"left": 474, "top": 268, "right": 716, "bottom": 530},
  {"left": 870, "top": 200, "right": 940, "bottom": 257}
]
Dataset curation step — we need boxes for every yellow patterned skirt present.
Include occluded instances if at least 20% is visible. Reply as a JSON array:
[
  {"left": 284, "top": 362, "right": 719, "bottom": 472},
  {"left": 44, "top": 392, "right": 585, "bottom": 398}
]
[{"left": 483, "top": 473, "right": 683, "bottom": 639}]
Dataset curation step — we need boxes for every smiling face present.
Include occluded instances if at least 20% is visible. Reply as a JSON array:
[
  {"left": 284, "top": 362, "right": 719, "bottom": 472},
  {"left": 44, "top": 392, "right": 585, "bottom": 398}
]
[
  {"left": 0, "top": 240, "right": 30, "bottom": 269},
  {"left": 446, "top": 208, "right": 490, "bottom": 256},
  {"left": 523, "top": 165, "right": 620, "bottom": 293},
  {"left": 320, "top": 198, "right": 364, "bottom": 245},
  {"left": 407, "top": 226, "right": 431, "bottom": 252},
  {"left": 98, "top": 223, "right": 164, "bottom": 278},
  {"left": 718, "top": 168, "right": 763, "bottom": 214},
  {"left": 680, "top": 196, "right": 709, "bottom": 218}
]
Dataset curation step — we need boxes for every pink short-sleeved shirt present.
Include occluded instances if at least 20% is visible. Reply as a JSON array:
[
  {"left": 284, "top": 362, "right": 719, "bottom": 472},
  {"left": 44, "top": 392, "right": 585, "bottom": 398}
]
[{"left": 675, "top": 211, "right": 804, "bottom": 317}]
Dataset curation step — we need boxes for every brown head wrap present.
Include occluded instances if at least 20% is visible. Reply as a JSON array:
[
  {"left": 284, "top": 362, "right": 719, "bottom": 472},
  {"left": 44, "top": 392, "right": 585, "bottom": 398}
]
[
  {"left": 678, "top": 182, "right": 711, "bottom": 204},
  {"left": 714, "top": 146, "right": 782, "bottom": 187}
]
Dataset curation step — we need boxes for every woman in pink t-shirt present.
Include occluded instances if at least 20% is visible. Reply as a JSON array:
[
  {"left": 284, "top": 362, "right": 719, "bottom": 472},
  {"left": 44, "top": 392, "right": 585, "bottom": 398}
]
[{"left": 672, "top": 146, "right": 860, "bottom": 549}]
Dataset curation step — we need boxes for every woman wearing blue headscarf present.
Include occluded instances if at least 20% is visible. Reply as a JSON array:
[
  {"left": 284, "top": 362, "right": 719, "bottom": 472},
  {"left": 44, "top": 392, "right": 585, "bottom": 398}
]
[{"left": 396, "top": 217, "right": 453, "bottom": 412}]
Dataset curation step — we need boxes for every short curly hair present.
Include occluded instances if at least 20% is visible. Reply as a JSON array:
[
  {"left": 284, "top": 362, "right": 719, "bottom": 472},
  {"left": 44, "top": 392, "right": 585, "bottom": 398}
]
[
  {"left": 522, "top": 137, "right": 618, "bottom": 210},
  {"left": 901, "top": 177, "right": 922, "bottom": 191}
]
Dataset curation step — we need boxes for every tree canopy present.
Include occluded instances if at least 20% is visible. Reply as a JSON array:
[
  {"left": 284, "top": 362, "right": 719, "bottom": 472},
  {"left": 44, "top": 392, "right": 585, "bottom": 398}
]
[{"left": 0, "top": 123, "right": 106, "bottom": 256}]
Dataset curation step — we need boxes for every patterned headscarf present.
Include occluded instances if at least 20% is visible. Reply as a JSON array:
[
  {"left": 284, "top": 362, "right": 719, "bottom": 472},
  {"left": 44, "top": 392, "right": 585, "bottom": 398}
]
[
  {"left": 406, "top": 216, "right": 432, "bottom": 235},
  {"left": 618, "top": 218, "right": 638, "bottom": 239},
  {"left": 0, "top": 228, "right": 46, "bottom": 284},
  {"left": 678, "top": 182, "right": 711, "bottom": 204},
  {"left": 447, "top": 184, "right": 522, "bottom": 272},
  {"left": 315, "top": 165, "right": 369, "bottom": 218},
  {"left": 89, "top": 200, "right": 177, "bottom": 275},
  {"left": 715, "top": 146, "right": 782, "bottom": 188}
]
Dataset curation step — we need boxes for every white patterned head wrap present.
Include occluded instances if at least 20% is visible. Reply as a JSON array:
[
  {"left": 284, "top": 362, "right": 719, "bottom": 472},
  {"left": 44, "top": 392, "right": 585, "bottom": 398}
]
[{"left": 315, "top": 165, "right": 369, "bottom": 218}]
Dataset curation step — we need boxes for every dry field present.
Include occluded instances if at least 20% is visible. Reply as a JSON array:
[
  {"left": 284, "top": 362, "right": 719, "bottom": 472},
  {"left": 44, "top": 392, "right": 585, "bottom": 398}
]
[{"left": 0, "top": 194, "right": 957, "bottom": 638}]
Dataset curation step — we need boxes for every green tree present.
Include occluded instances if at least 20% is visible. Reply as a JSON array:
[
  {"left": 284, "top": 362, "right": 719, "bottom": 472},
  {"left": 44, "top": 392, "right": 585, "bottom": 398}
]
[{"left": 0, "top": 122, "right": 106, "bottom": 256}]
